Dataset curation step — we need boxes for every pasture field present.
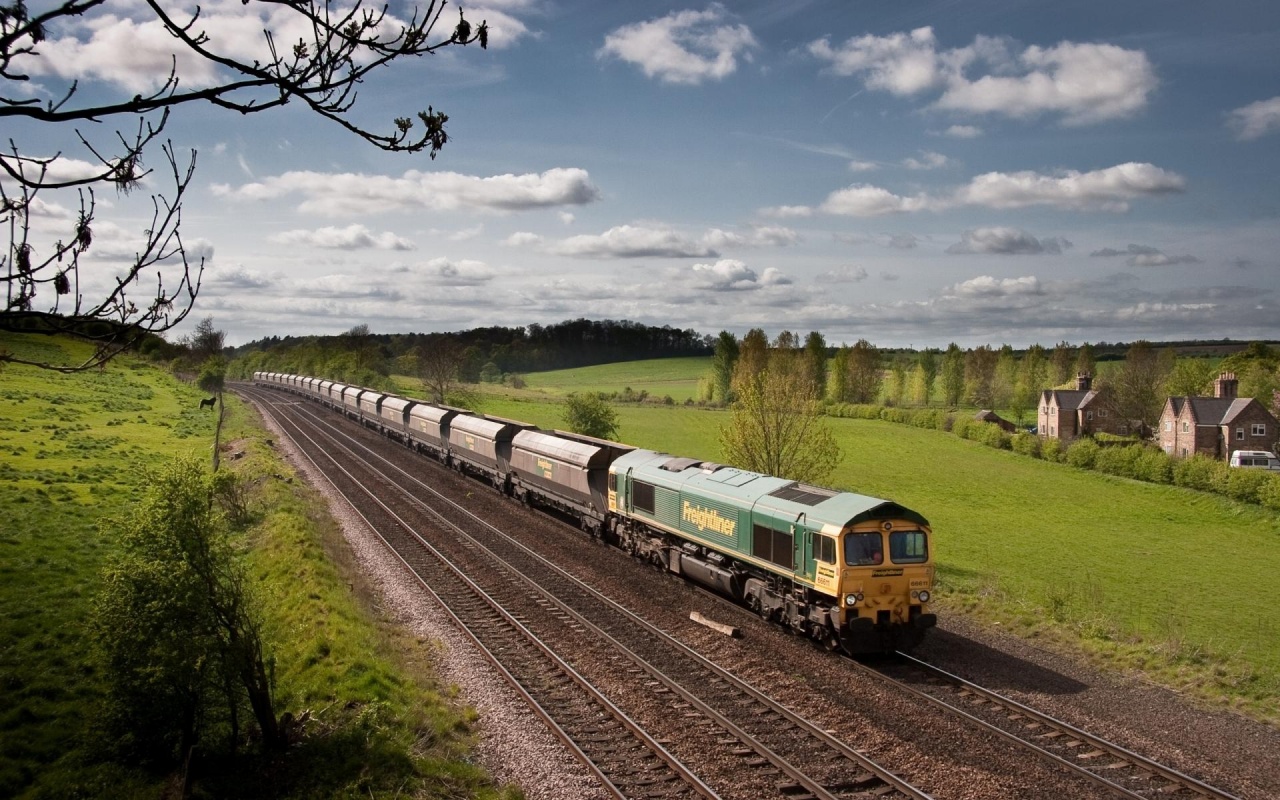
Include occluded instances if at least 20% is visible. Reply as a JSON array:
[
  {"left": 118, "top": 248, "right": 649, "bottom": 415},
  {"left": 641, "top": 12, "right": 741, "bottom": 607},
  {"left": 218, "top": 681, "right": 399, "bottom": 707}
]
[
  {"left": 465, "top": 371, "right": 1280, "bottom": 723},
  {"left": 0, "top": 334, "right": 509, "bottom": 798},
  {"left": 510, "top": 356, "right": 711, "bottom": 402}
]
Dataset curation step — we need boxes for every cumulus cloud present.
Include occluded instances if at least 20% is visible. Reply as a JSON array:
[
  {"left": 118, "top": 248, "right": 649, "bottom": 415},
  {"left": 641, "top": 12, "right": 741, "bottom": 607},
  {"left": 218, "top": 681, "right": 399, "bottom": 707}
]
[
  {"left": 946, "top": 227, "right": 1070, "bottom": 255},
  {"left": 207, "top": 266, "right": 274, "bottom": 289},
  {"left": 508, "top": 223, "right": 797, "bottom": 259},
  {"left": 690, "top": 258, "right": 790, "bottom": 291},
  {"left": 903, "top": 151, "right": 951, "bottom": 170},
  {"left": 598, "top": 5, "right": 757, "bottom": 85},
  {"left": 816, "top": 265, "right": 869, "bottom": 283},
  {"left": 946, "top": 275, "right": 1043, "bottom": 297},
  {"left": 820, "top": 185, "right": 930, "bottom": 216},
  {"left": 13, "top": 0, "right": 531, "bottom": 96},
  {"left": 419, "top": 257, "right": 494, "bottom": 285},
  {"left": 1090, "top": 243, "right": 1199, "bottom": 267},
  {"left": 269, "top": 224, "right": 415, "bottom": 250},
  {"left": 760, "top": 205, "right": 814, "bottom": 218},
  {"left": 212, "top": 167, "right": 600, "bottom": 216},
  {"left": 834, "top": 232, "right": 922, "bottom": 249},
  {"left": 1226, "top": 96, "right": 1280, "bottom": 140},
  {"left": 815, "top": 162, "right": 1182, "bottom": 217},
  {"left": 809, "top": 27, "right": 1156, "bottom": 125},
  {"left": 944, "top": 124, "right": 983, "bottom": 138}
]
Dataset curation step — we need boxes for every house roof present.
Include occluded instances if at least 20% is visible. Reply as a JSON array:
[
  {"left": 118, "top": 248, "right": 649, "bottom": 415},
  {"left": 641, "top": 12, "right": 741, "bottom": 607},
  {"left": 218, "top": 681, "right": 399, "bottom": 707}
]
[
  {"left": 1042, "top": 389, "right": 1097, "bottom": 410},
  {"left": 1171, "top": 396, "right": 1267, "bottom": 426}
]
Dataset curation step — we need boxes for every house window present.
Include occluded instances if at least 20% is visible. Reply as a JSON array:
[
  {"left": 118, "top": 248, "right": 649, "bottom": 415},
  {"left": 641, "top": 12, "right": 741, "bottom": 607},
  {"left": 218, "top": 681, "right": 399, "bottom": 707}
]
[
  {"left": 1086, "top": 410, "right": 1093, "bottom": 421},
  {"left": 1237, "top": 428, "right": 1245, "bottom": 441},
  {"left": 1099, "top": 409, "right": 1108, "bottom": 417},
  {"left": 1039, "top": 424, "right": 1046, "bottom": 435},
  {"left": 1164, "top": 421, "right": 1172, "bottom": 432},
  {"left": 1050, "top": 426, "right": 1055, "bottom": 436},
  {"left": 1180, "top": 447, "right": 1188, "bottom": 457},
  {"left": 1253, "top": 423, "right": 1267, "bottom": 437},
  {"left": 1182, "top": 422, "right": 1189, "bottom": 433},
  {"left": 1120, "top": 425, "right": 1129, "bottom": 435},
  {"left": 1051, "top": 407, "right": 1056, "bottom": 417}
]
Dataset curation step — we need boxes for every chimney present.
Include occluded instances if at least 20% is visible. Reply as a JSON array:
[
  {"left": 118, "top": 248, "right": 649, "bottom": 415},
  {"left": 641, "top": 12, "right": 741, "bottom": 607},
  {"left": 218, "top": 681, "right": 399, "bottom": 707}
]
[
  {"left": 1076, "top": 373, "right": 1092, "bottom": 391},
  {"left": 1214, "top": 372, "right": 1238, "bottom": 399}
]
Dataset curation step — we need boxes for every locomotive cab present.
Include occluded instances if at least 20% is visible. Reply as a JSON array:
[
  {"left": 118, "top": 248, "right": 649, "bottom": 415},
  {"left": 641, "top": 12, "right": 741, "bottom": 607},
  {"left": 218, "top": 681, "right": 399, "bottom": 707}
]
[{"left": 829, "top": 519, "right": 935, "bottom": 653}]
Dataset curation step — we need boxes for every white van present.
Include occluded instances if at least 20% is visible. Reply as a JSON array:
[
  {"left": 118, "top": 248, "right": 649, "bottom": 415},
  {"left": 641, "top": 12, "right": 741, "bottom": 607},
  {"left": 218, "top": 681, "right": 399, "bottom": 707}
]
[{"left": 1229, "top": 450, "right": 1280, "bottom": 470}]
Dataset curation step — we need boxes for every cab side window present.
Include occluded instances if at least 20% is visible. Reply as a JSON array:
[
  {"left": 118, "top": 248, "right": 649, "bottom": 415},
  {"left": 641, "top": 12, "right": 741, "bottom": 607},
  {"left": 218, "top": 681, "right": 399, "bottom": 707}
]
[{"left": 815, "top": 535, "right": 835, "bottom": 564}]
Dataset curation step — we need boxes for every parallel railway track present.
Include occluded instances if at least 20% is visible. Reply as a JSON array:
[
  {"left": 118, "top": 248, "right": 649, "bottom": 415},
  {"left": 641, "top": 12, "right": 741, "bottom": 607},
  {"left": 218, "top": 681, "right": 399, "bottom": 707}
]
[{"left": 243, "top": 386, "right": 933, "bottom": 800}]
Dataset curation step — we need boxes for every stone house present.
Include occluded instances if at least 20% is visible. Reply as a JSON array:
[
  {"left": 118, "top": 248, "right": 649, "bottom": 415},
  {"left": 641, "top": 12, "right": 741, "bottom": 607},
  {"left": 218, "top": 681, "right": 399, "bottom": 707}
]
[
  {"left": 1157, "top": 373, "right": 1279, "bottom": 461},
  {"left": 1037, "top": 374, "right": 1132, "bottom": 441}
]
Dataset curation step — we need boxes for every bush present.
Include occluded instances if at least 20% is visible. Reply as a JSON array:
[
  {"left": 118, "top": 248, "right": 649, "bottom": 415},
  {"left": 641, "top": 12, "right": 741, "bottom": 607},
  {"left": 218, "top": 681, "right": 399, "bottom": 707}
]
[
  {"left": 1095, "top": 444, "right": 1143, "bottom": 479},
  {"left": 976, "top": 422, "right": 1010, "bottom": 450},
  {"left": 1134, "top": 448, "right": 1173, "bottom": 484},
  {"left": 1066, "top": 438, "right": 1101, "bottom": 469},
  {"left": 1011, "top": 433, "right": 1041, "bottom": 458},
  {"left": 1173, "top": 455, "right": 1225, "bottom": 492},
  {"left": 1258, "top": 473, "right": 1280, "bottom": 512},
  {"left": 1218, "top": 467, "right": 1270, "bottom": 504},
  {"left": 1041, "top": 438, "right": 1064, "bottom": 463}
]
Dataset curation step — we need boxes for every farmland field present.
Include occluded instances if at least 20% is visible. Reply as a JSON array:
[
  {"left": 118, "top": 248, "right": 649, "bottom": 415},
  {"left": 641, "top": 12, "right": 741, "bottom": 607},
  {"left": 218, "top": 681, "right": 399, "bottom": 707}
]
[
  {"left": 517, "top": 356, "right": 710, "bottom": 402},
  {"left": 464, "top": 360, "right": 1280, "bottom": 722}
]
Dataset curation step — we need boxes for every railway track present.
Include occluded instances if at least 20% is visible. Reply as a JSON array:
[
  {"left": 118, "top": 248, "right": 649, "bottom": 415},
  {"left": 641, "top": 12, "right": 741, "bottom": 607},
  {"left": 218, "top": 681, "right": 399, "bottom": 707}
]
[
  {"left": 243, "top": 386, "right": 933, "bottom": 800},
  {"left": 863, "top": 653, "right": 1242, "bottom": 800}
]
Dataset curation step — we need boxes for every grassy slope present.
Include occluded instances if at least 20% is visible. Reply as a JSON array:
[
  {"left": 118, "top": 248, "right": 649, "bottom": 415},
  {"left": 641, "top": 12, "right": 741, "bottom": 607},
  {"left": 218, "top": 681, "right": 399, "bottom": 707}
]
[
  {"left": 463, "top": 361, "right": 1280, "bottom": 722},
  {"left": 0, "top": 334, "right": 510, "bottom": 798}
]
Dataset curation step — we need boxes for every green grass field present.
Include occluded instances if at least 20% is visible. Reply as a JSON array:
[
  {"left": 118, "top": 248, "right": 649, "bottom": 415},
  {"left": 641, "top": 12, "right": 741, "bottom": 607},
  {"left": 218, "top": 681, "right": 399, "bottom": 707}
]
[
  {"left": 508, "top": 356, "right": 711, "bottom": 402},
  {"left": 463, "top": 360, "right": 1280, "bottom": 722},
  {"left": 0, "top": 334, "right": 510, "bottom": 798}
]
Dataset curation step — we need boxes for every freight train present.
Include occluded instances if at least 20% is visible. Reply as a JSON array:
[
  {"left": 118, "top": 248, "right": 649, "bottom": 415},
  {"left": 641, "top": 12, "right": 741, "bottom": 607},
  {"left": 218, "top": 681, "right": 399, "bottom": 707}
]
[{"left": 252, "top": 372, "right": 936, "bottom": 653}]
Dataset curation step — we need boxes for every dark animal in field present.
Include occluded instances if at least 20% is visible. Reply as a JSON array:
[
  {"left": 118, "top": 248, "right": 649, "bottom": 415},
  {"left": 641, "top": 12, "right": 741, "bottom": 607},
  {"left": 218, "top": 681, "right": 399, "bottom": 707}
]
[{"left": 200, "top": 396, "right": 217, "bottom": 409}]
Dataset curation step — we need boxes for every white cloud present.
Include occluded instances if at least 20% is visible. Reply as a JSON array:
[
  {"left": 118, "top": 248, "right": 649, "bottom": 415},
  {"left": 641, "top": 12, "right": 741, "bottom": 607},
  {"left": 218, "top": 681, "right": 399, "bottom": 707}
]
[
  {"left": 816, "top": 265, "right": 868, "bottom": 283},
  {"left": 14, "top": 0, "right": 531, "bottom": 95},
  {"left": 953, "top": 162, "right": 1185, "bottom": 212},
  {"left": 544, "top": 225, "right": 718, "bottom": 258},
  {"left": 690, "top": 258, "right": 790, "bottom": 291},
  {"left": 598, "top": 5, "right": 757, "bottom": 85},
  {"left": 1089, "top": 243, "right": 1199, "bottom": 266},
  {"left": 1226, "top": 96, "right": 1280, "bottom": 140},
  {"left": 944, "top": 124, "right": 983, "bottom": 138},
  {"left": 810, "top": 28, "right": 1156, "bottom": 124},
  {"left": 849, "top": 160, "right": 880, "bottom": 172},
  {"left": 759, "top": 205, "right": 813, "bottom": 218},
  {"left": 946, "top": 227, "right": 1070, "bottom": 255},
  {"left": 703, "top": 225, "right": 800, "bottom": 248},
  {"left": 269, "top": 224, "right": 415, "bottom": 251},
  {"left": 902, "top": 151, "right": 951, "bottom": 170},
  {"left": 946, "top": 275, "right": 1043, "bottom": 297},
  {"left": 419, "top": 257, "right": 494, "bottom": 285},
  {"left": 212, "top": 167, "right": 600, "bottom": 216},
  {"left": 819, "top": 185, "right": 929, "bottom": 216}
]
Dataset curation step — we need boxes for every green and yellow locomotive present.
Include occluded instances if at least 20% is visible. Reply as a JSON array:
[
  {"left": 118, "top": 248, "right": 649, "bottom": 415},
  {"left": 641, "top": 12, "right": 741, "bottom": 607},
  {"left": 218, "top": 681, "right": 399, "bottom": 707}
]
[{"left": 607, "top": 449, "right": 935, "bottom": 654}]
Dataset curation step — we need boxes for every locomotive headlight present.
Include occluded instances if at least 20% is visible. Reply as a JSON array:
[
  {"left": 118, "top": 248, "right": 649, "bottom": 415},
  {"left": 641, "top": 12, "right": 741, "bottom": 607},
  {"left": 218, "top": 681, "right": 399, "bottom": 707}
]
[
  {"left": 917, "top": 590, "right": 930, "bottom": 604},
  {"left": 845, "top": 593, "right": 858, "bottom": 606}
]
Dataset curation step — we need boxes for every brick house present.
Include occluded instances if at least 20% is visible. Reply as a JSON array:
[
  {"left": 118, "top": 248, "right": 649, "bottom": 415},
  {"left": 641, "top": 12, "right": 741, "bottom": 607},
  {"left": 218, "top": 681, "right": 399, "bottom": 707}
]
[
  {"left": 1038, "top": 374, "right": 1131, "bottom": 441},
  {"left": 1157, "top": 373, "right": 1279, "bottom": 461}
]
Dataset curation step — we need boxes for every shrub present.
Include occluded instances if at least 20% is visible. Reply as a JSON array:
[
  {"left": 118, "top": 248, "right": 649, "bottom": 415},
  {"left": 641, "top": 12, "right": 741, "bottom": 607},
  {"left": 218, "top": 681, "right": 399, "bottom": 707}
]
[
  {"left": 1066, "top": 438, "right": 1101, "bottom": 469},
  {"left": 1134, "top": 448, "right": 1174, "bottom": 484},
  {"left": 950, "top": 417, "right": 973, "bottom": 440},
  {"left": 1258, "top": 473, "right": 1280, "bottom": 512},
  {"left": 1011, "top": 433, "right": 1041, "bottom": 458},
  {"left": 1041, "top": 438, "right": 1064, "bottom": 463},
  {"left": 1095, "top": 444, "right": 1144, "bottom": 479},
  {"left": 975, "top": 422, "right": 1010, "bottom": 449},
  {"left": 1218, "top": 467, "right": 1270, "bottom": 504},
  {"left": 1173, "top": 455, "right": 1224, "bottom": 492}
]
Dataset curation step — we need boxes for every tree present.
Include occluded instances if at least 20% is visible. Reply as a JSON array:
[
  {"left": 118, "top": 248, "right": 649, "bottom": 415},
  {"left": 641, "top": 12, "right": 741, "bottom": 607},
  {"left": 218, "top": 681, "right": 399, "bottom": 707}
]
[
  {"left": 941, "top": 343, "right": 965, "bottom": 407},
  {"left": 198, "top": 355, "right": 228, "bottom": 470},
  {"left": 916, "top": 349, "right": 939, "bottom": 406},
  {"left": 1012, "top": 345, "right": 1048, "bottom": 424},
  {"left": 1049, "top": 340, "right": 1075, "bottom": 385},
  {"left": 720, "top": 366, "right": 840, "bottom": 484},
  {"left": 1075, "top": 342, "right": 1097, "bottom": 381},
  {"left": 843, "top": 339, "right": 882, "bottom": 404},
  {"left": 734, "top": 328, "right": 769, "bottom": 390},
  {"left": 964, "top": 345, "right": 998, "bottom": 407},
  {"left": 1104, "top": 340, "right": 1173, "bottom": 427},
  {"left": 2, "top": 0, "right": 488, "bottom": 372},
  {"left": 91, "top": 457, "right": 281, "bottom": 771},
  {"left": 887, "top": 353, "right": 909, "bottom": 407},
  {"left": 803, "top": 331, "right": 828, "bottom": 400},
  {"left": 711, "top": 331, "right": 739, "bottom": 404},
  {"left": 417, "top": 337, "right": 465, "bottom": 403},
  {"left": 562, "top": 393, "right": 619, "bottom": 440},
  {"left": 1164, "top": 357, "right": 1214, "bottom": 398}
]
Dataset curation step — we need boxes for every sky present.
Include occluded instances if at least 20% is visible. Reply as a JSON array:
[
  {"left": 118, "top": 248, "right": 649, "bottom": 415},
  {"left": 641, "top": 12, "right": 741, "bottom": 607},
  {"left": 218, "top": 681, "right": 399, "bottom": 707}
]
[{"left": 9, "top": 0, "right": 1280, "bottom": 348}]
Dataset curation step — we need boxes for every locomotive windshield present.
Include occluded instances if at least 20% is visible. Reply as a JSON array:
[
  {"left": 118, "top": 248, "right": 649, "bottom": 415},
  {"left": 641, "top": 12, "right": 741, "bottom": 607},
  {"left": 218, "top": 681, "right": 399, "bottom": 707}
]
[
  {"left": 889, "top": 530, "right": 928, "bottom": 564},
  {"left": 844, "top": 532, "right": 883, "bottom": 566}
]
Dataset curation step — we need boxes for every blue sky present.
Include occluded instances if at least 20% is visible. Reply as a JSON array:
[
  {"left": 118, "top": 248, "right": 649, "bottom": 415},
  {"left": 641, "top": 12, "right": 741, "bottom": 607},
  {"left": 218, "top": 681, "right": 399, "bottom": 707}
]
[{"left": 11, "top": 0, "right": 1280, "bottom": 347}]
